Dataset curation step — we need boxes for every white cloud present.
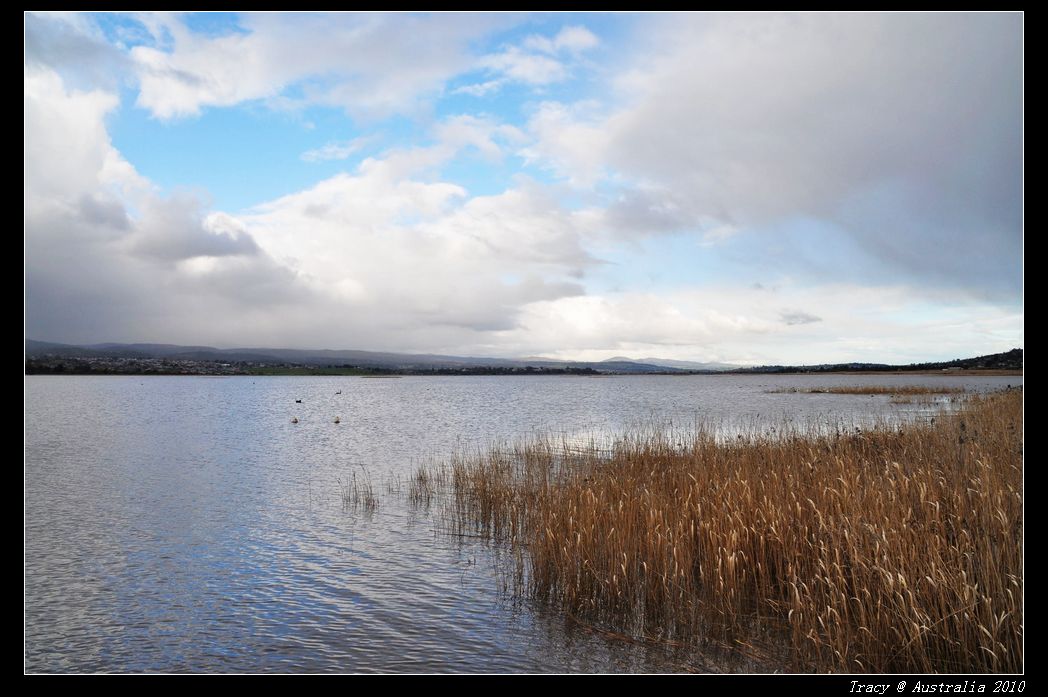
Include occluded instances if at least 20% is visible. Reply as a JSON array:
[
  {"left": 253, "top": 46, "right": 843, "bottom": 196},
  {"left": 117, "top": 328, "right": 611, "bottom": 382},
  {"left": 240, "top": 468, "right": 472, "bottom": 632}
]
[
  {"left": 521, "top": 101, "right": 611, "bottom": 186},
  {"left": 452, "top": 79, "right": 503, "bottom": 97},
  {"left": 458, "top": 24, "right": 600, "bottom": 97},
  {"left": 238, "top": 169, "right": 593, "bottom": 335},
  {"left": 25, "top": 68, "right": 125, "bottom": 202},
  {"left": 300, "top": 138, "right": 369, "bottom": 163},
  {"left": 25, "top": 64, "right": 1020, "bottom": 361},
  {"left": 502, "top": 284, "right": 1021, "bottom": 365},
  {"left": 25, "top": 67, "right": 596, "bottom": 349},
  {"left": 433, "top": 114, "right": 525, "bottom": 160},
  {"left": 479, "top": 46, "right": 567, "bottom": 85},
  {"left": 127, "top": 13, "right": 501, "bottom": 119},
  {"left": 25, "top": 15, "right": 1022, "bottom": 362},
  {"left": 523, "top": 26, "right": 600, "bottom": 54},
  {"left": 700, "top": 224, "right": 738, "bottom": 246}
]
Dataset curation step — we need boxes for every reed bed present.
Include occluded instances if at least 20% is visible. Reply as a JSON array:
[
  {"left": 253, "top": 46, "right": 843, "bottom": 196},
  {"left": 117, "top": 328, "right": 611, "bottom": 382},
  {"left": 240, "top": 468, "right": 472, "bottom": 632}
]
[
  {"left": 437, "top": 391, "right": 1023, "bottom": 672},
  {"left": 408, "top": 464, "right": 439, "bottom": 507},
  {"left": 336, "top": 467, "right": 378, "bottom": 512},
  {"left": 771, "top": 385, "right": 967, "bottom": 395}
]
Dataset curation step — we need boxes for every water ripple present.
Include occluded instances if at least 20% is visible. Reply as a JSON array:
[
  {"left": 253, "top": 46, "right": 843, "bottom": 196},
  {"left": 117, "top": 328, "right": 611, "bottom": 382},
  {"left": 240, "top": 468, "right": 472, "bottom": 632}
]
[{"left": 25, "top": 374, "right": 1019, "bottom": 672}]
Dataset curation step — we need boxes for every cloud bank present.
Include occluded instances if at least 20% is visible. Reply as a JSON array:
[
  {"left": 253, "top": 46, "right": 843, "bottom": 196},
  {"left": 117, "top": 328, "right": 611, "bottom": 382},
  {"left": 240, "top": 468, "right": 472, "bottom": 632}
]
[{"left": 25, "top": 12, "right": 1023, "bottom": 363}]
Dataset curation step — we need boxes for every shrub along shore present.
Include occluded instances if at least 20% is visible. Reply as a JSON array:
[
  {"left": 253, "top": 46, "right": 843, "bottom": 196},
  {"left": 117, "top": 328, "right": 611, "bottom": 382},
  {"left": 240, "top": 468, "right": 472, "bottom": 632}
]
[{"left": 426, "top": 390, "right": 1023, "bottom": 672}]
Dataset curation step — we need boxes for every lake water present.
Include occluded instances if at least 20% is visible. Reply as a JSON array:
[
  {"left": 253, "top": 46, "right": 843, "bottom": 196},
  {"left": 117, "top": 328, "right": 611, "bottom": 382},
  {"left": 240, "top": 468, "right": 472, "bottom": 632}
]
[{"left": 24, "top": 373, "right": 1020, "bottom": 673}]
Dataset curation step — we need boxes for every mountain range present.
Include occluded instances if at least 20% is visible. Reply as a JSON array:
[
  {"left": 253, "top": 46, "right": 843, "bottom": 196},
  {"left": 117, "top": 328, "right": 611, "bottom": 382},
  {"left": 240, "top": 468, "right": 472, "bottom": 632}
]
[
  {"left": 25, "top": 340, "right": 1023, "bottom": 375},
  {"left": 25, "top": 340, "right": 705, "bottom": 374}
]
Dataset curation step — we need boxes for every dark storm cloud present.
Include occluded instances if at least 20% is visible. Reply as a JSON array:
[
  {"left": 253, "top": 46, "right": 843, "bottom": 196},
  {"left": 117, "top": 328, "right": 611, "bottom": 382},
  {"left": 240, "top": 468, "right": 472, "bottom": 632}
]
[
  {"left": 77, "top": 194, "right": 130, "bottom": 231},
  {"left": 546, "top": 13, "right": 1022, "bottom": 298},
  {"left": 130, "top": 195, "right": 260, "bottom": 261},
  {"left": 780, "top": 310, "right": 822, "bottom": 326}
]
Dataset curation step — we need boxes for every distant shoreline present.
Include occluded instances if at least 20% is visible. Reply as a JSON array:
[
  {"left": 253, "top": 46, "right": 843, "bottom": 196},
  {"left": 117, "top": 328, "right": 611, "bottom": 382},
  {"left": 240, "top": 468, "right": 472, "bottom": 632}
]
[
  {"left": 24, "top": 366, "right": 1023, "bottom": 378},
  {"left": 24, "top": 345, "right": 1023, "bottom": 378}
]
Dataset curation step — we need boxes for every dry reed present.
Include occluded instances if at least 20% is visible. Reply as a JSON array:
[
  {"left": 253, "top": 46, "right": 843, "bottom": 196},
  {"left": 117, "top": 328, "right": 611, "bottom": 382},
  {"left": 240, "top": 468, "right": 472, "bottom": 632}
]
[
  {"left": 337, "top": 467, "right": 378, "bottom": 512},
  {"left": 437, "top": 391, "right": 1023, "bottom": 672}
]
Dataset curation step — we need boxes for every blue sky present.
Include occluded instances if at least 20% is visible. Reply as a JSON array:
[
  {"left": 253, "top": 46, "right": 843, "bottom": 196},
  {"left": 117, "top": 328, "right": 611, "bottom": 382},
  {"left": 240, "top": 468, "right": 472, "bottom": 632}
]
[{"left": 25, "top": 12, "right": 1023, "bottom": 364}]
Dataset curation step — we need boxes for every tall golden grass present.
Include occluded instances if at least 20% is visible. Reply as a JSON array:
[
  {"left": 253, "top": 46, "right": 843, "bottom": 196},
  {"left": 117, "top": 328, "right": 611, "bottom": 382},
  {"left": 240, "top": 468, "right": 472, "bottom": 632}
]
[{"left": 438, "top": 391, "right": 1023, "bottom": 672}]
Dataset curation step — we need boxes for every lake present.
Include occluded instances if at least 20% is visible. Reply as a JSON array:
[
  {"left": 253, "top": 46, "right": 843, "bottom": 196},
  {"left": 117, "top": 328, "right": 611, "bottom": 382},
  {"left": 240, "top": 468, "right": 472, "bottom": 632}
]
[{"left": 24, "top": 373, "right": 1020, "bottom": 673}]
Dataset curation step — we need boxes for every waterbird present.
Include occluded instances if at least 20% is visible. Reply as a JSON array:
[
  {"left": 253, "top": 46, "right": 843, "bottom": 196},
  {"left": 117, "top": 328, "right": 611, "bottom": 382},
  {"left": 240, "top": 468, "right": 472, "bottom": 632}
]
[
  {"left": 295, "top": 399, "right": 302, "bottom": 403},
  {"left": 334, "top": 416, "right": 341, "bottom": 424},
  {"left": 335, "top": 390, "right": 342, "bottom": 395},
  {"left": 291, "top": 417, "right": 299, "bottom": 424}
]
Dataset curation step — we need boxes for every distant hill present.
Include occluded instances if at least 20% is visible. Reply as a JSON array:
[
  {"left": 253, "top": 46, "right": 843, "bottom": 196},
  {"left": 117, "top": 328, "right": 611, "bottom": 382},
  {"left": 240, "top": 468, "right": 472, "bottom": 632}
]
[
  {"left": 603, "top": 356, "right": 736, "bottom": 371},
  {"left": 25, "top": 340, "right": 683, "bottom": 374},
  {"left": 910, "top": 348, "right": 1023, "bottom": 371},
  {"left": 25, "top": 340, "right": 1022, "bottom": 375},
  {"left": 730, "top": 348, "right": 1023, "bottom": 374}
]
